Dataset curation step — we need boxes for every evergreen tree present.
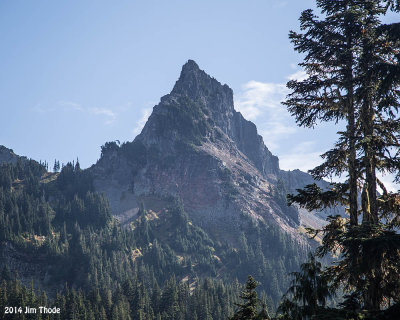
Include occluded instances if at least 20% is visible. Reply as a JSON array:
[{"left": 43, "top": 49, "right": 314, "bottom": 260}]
[
  {"left": 282, "top": 0, "right": 400, "bottom": 316},
  {"left": 230, "top": 276, "right": 270, "bottom": 320},
  {"left": 277, "top": 254, "right": 332, "bottom": 320},
  {"left": 53, "top": 159, "right": 60, "bottom": 172}
]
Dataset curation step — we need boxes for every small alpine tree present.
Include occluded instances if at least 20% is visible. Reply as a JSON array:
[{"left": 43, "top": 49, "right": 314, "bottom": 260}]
[
  {"left": 230, "top": 276, "right": 270, "bottom": 320},
  {"left": 53, "top": 159, "right": 60, "bottom": 172},
  {"left": 277, "top": 254, "right": 332, "bottom": 320}
]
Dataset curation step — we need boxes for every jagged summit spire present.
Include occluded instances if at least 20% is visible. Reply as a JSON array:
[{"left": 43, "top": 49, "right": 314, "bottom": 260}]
[
  {"left": 181, "top": 59, "right": 200, "bottom": 74},
  {"left": 172, "top": 60, "right": 233, "bottom": 105},
  {"left": 140, "top": 60, "right": 237, "bottom": 149},
  {"left": 175, "top": 59, "right": 208, "bottom": 90}
]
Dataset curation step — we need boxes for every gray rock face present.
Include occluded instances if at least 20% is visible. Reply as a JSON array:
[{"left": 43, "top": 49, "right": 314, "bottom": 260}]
[
  {"left": 0, "top": 146, "right": 22, "bottom": 165},
  {"left": 91, "top": 60, "right": 327, "bottom": 240},
  {"left": 232, "top": 112, "right": 280, "bottom": 177},
  {"left": 172, "top": 60, "right": 235, "bottom": 134},
  {"left": 174, "top": 60, "right": 280, "bottom": 176},
  {"left": 139, "top": 61, "right": 280, "bottom": 177}
]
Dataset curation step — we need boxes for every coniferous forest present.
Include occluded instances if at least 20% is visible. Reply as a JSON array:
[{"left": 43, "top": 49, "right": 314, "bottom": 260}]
[
  {"left": 1, "top": 1, "right": 400, "bottom": 320},
  {"left": 0, "top": 156, "right": 300, "bottom": 319}
]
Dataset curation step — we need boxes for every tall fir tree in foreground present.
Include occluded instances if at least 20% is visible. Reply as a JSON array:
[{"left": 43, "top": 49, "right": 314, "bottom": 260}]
[{"left": 278, "top": 0, "right": 400, "bottom": 318}]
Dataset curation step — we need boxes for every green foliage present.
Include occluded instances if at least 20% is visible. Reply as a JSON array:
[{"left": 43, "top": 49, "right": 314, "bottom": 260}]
[
  {"left": 100, "top": 140, "right": 120, "bottom": 157},
  {"left": 230, "top": 275, "right": 271, "bottom": 320},
  {"left": 0, "top": 161, "right": 52, "bottom": 240},
  {"left": 0, "top": 159, "right": 234, "bottom": 318},
  {"left": 0, "top": 276, "right": 240, "bottom": 320},
  {"left": 217, "top": 167, "right": 239, "bottom": 199},
  {"left": 120, "top": 140, "right": 147, "bottom": 167},
  {"left": 55, "top": 161, "right": 93, "bottom": 199},
  {"left": 279, "top": 0, "right": 400, "bottom": 318},
  {"left": 154, "top": 96, "right": 211, "bottom": 145},
  {"left": 277, "top": 254, "right": 333, "bottom": 320},
  {"left": 0, "top": 156, "right": 309, "bottom": 318}
]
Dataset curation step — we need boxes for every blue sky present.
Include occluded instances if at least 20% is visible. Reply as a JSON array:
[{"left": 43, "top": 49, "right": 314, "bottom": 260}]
[{"left": 0, "top": 1, "right": 398, "bottom": 189}]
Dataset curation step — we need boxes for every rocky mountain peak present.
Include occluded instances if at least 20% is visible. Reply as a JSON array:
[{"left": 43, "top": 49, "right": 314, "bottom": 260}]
[
  {"left": 180, "top": 59, "right": 200, "bottom": 75},
  {"left": 91, "top": 60, "right": 331, "bottom": 241},
  {"left": 170, "top": 60, "right": 234, "bottom": 115},
  {"left": 137, "top": 61, "right": 281, "bottom": 179}
]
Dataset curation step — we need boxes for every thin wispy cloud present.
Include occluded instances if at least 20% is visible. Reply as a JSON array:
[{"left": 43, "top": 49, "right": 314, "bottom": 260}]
[
  {"left": 58, "top": 100, "right": 83, "bottom": 111},
  {"left": 89, "top": 107, "right": 117, "bottom": 124},
  {"left": 279, "top": 141, "right": 323, "bottom": 172},
  {"left": 237, "top": 69, "right": 399, "bottom": 190},
  {"left": 287, "top": 70, "right": 308, "bottom": 81},
  {"left": 234, "top": 71, "right": 304, "bottom": 151},
  {"left": 32, "top": 101, "right": 118, "bottom": 125},
  {"left": 235, "top": 80, "right": 288, "bottom": 120},
  {"left": 32, "top": 103, "right": 55, "bottom": 113},
  {"left": 259, "top": 123, "right": 296, "bottom": 151},
  {"left": 235, "top": 69, "right": 323, "bottom": 171},
  {"left": 133, "top": 107, "right": 152, "bottom": 136}
]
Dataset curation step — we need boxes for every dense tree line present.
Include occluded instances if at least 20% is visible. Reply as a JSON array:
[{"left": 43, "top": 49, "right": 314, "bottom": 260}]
[
  {"left": 0, "top": 275, "right": 241, "bottom": 320},
  {"left": 0, "top": 156, "right": 309, "bottom": 318}
]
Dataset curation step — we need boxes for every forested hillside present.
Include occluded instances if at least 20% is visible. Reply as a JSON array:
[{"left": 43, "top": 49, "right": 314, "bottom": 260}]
[{"left": 0, "top": 151, "right": 307, "bottom": 319}]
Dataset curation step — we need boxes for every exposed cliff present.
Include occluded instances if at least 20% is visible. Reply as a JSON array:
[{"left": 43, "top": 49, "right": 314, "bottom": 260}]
[{"left": 91, "top": 60, "right": 329, "bottom": 241}]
